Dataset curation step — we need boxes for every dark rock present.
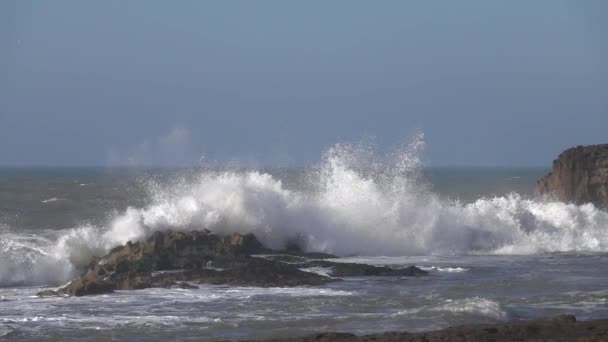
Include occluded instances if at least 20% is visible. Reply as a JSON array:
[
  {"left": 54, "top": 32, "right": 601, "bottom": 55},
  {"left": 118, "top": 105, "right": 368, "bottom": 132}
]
[
  {"left": 289, "top": 251, "right": 338, "bottom": 259},
  {"left": 37, "top": 231, "right": 424, "bottom": 297},
  {"left": 302, "top": 261, "right": 427, "bottom": 277},
  {"left": 188, "top": 258, "right": 332, "bottom": 287},
  {"left": 264, "top": 315, "right": 608, "bottom": 342},
  {"left": 536, "top": 144, "right": 608, "bottom": 209},
  {"left": 259, "top": 255, "right": 427, "bottom": 277},
  {"left": 256, "top": 253, "right": 336, "bottom": 264},
  {"left": 174, "top": 282, "right": 198, "bottom": 289},
  {"left": 258, "top": 254, "right": 312, "bottom": 264},
  {"left": 274, "top": 332, "right": 357, "bottom": 342},
  {"left": 37, "top": 231, "right": 330, "bottom": 296}
]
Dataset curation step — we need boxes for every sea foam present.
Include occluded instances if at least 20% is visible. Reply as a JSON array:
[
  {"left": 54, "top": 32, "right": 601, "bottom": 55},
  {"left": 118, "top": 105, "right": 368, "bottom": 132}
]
[
  {"left": 429, "top": 297, "right": 508, "bottom": 320},
  {"left": 2, "top": 133, "right": 608, "bottom": 286}
]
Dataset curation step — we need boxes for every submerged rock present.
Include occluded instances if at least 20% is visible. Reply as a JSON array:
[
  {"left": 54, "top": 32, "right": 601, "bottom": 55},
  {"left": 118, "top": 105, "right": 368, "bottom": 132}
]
[
  {"left": 536, "top": 144, "right": 608, "bottom": 209},
  {"left": 37, "top": 231, "right": 426, "bottom": 297},
  {"left": 259, "top": 255, "right": 427, "bottom": 277}
]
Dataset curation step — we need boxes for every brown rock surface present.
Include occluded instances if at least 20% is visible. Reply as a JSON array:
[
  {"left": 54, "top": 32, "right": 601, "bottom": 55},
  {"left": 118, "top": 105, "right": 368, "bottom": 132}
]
[
  {"left": 536, "top": 144, "right": 608, "bottom": 209},
  {"left": 265, "top": 315, "right": 608, "bottom": 342}
]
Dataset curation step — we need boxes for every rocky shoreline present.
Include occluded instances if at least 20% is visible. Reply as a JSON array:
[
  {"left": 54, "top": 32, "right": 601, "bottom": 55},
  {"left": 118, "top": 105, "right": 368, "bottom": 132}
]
[
  {"left": 537, "top": 144, "right": 608, "bottom": 209},
  {"left": 37, "top": 230, "right": 426, "bottom": 297},
  {"left": 263, "top": 315, "right": 608, "bottom": 341}
]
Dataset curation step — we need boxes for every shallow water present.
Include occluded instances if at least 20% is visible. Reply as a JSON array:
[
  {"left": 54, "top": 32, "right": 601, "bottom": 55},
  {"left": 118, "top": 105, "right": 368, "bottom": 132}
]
[{"left": 2, "top": 254, "right": 607, "bottom": 340}]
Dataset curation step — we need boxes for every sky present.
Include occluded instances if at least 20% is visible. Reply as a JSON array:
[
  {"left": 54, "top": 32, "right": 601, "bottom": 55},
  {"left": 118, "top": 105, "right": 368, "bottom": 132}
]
[{"left": 1, "top": 1, "right": 606, "bottom": 167}]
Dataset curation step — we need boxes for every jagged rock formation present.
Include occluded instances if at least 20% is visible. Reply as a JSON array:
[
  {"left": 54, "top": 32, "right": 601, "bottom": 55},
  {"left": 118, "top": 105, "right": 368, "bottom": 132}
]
[
  {"left": 259, "top": 254, "right": 427, "bottom": 277},
  {"left": 265, "top": 315, "right": 608, "bottom": 342},
  {"left": 536, "top": 144, "right": 608, "bottom": 209},
  {"left": 37, "top": 230, "right": 426, "bottom": 296}
]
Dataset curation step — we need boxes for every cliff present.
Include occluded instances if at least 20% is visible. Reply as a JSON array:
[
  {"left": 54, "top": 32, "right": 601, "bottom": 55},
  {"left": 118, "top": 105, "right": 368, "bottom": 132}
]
[{"left": 536, "top": 144, "right": 608, "bottom": 209}]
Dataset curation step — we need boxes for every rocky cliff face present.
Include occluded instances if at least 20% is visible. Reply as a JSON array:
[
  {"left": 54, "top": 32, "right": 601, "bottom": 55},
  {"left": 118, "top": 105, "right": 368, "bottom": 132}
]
[{"left": 536, "top": 144, "right": 608, "bottom": 209}]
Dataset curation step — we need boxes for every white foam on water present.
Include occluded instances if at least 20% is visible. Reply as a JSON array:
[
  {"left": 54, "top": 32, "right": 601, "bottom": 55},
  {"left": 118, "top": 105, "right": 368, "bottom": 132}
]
[
  {"left": 391, "top": 297, "right": 507, "bottom": 320},
  {"left": 298, "top": 267, "right": 334, "bottom": 277},
  {"left": 417, "top": 266, "right": 469, "bottom": 273},
  {"left": 429, "top": 297, "right": 508, "bottom": 320},
  {"left": 2, "top": 132, "right": 608, "bottom": 286},
  {"left": 0, "top": 233, "right": 72, "bottom": 287},
  {"left": 523, "top": 290, "right": 608, "bottom": 311},
  {"left": 41, "top": 197, "right": 67, "bottom": 203},
  {"left": 0, "top": 326, "right": 12, "bottom": 338},
  {"left": 110, "top": 285, "right": 355, "bottom": 304},
  {"left": 0, "top": 314, "right": 216, "bottom": 328}
]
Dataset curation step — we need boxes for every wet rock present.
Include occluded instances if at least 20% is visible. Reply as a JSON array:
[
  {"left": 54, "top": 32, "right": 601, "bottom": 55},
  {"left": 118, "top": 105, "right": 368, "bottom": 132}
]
[
  {"left": 36, "top": 230, "right": 425, "bottom": 297},
  {"left": 265, "top": 315, "right": 608, "bottom": 342},
  {"left": 187, "top": 258, "right": 332, "bottom": 287},
  {"left": 301, "top": 261, "right": 426, "bottom": 277},
  {"left": 38, "top": 231, "right": 328, "bottom": 296},
  {"left": 537, "top": 144, "right": 608, "bottom": 209},
  {"left": 258, "top": 255, "right": 427, "bottom": 277}
]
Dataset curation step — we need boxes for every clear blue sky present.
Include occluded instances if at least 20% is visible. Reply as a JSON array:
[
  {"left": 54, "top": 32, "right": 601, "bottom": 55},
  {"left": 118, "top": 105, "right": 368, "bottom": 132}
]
[{"left": 1, "top": 1, "right": 606, "bottom": 167}]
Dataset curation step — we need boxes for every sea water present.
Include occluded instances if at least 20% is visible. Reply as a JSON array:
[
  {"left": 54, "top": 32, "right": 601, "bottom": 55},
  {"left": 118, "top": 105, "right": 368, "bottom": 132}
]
[{"left": 1, "top": 134, "right": 607, "bottom": 340}]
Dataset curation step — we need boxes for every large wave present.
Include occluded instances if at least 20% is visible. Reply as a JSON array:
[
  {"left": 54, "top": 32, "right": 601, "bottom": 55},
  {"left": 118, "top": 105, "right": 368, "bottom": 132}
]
[{"left": 1, "top": 133, "right": 608, "bottom": 286}]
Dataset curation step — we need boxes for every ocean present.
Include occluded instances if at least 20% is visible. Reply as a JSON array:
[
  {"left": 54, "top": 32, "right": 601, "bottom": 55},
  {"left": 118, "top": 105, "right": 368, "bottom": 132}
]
[{"left": 1, "top": 139, "right": 607, "bottom": 340}]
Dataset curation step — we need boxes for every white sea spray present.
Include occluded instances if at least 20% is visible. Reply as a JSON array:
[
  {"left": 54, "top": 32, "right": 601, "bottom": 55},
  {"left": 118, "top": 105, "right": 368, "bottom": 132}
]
[{"left": 2, "top": 133, "right": 608, "bottom": 286}]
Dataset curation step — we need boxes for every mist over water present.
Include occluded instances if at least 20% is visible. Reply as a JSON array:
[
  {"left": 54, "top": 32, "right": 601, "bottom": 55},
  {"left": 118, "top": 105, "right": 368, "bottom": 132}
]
[{"left": 1, "top": 133, "right": 608, "bottom": 287}]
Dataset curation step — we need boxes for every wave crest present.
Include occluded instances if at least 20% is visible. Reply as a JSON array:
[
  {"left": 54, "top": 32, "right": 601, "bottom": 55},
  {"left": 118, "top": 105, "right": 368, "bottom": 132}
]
[{"left": 2, "top": 133, "right": 608, "bottom": 286}]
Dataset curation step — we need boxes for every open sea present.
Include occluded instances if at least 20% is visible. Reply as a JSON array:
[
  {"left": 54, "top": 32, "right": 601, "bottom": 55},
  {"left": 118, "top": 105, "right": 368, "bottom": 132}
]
[{"left": 1, "top": 143, "right": 607, "bottom": 340}]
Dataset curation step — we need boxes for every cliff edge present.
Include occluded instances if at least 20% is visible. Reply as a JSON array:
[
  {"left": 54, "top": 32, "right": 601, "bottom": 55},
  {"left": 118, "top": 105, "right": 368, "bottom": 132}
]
[{"left": 536, "top": 144, "right": 608, "bottom": 209}]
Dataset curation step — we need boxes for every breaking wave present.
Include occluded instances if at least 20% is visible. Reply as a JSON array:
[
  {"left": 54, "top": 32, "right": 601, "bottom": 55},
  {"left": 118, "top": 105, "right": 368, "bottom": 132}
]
[
  {"left": 429, "top": 297, "right": 508, "bottom": 320},
  {"left": 41, "top": 197, "right": 68, "bottom": 204},
  {"left": 1, "top": 132, "right": 608, "bottom": 286},
  {"left": 417, "top": 266, "right": 469, "bottom": 273}
]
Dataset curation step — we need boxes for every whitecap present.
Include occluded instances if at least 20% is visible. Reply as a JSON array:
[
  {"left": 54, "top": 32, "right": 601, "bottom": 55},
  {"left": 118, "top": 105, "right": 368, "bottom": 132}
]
[
  {"left": 3, "top": 132, "right": 608, "bottom": 287},
  {"left": 298, "top": 267, "right": 333, "bottom": 277},
  {"left": 41, "top": 198, "right": 67, "bottom": 204},
  {"left": 429, "top": 297, "right": 508, "bottom": 320},
  {"left": 417, "top": 266, "right": 469, "bottom": 273}
]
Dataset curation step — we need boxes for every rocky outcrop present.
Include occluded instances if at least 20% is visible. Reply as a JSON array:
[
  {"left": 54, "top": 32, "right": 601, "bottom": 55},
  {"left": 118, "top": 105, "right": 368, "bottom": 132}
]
[
  {"left": 265, "top": 315, "right": 608, "bottom": 342},
  {"left": 38, "top": 230, "right": 426, "bottom": 296},
  {"left": 259, "top": 255, "right": 427, "bottom": 277},
  {"left": 536, "top": 144, "right": 608, "bottom": 209}
]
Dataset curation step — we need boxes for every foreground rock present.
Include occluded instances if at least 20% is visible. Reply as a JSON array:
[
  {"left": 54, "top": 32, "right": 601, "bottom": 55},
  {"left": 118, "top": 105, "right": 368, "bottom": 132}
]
[
  {"left": 265, "top": 315, "right": 608, "bottom": 342},
  {"left": 38, "top": 231, "right": 426, "bottom": 296},
  {"left": 537, "top": 144, "right": 608, "bottom": 209}
]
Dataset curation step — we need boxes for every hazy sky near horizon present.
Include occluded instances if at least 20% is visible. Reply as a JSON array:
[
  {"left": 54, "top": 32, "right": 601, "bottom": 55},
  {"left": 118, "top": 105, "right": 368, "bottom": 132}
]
[{"left": 1, "top": 1, "right": 606, "bottom": 167}]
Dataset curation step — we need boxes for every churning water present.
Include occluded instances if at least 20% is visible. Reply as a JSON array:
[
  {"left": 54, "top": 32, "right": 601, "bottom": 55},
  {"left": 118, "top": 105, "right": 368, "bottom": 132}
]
[{"left": 1, "top": 134, "right": 607, "bottom": 340}]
